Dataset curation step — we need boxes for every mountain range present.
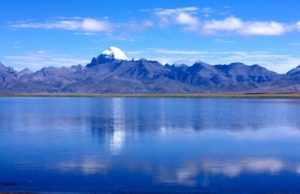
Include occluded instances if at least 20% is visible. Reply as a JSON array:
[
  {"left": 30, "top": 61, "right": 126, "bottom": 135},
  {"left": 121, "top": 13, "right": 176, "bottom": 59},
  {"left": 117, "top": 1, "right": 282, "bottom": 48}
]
[{"left": 1, "top": 46, "right": 300, "bottom": 93}]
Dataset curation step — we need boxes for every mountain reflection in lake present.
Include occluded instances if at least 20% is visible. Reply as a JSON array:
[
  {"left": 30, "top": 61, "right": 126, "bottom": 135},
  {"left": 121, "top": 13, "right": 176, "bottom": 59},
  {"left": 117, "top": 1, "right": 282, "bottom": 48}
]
[{"left": 1, "top": 97, "right": 300, "bottom": 193}]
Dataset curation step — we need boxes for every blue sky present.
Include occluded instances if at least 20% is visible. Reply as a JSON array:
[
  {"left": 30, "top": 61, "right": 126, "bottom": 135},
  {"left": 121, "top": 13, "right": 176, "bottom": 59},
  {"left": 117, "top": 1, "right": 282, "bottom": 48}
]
[{"left": 1, "top": 0, "right": 300, "bottom": 73}]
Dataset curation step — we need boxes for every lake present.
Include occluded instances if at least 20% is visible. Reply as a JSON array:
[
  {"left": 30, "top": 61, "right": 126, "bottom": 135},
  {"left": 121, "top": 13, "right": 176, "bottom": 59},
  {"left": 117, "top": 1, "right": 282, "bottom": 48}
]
[{"left": 1, "top": 97, "right": 300, "bottom": 193}]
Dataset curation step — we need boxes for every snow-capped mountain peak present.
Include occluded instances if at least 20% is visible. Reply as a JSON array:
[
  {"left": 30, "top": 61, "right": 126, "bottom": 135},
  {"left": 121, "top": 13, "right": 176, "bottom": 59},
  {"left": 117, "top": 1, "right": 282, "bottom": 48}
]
[{"left": 102, "top": 47, "right": 128, "bottom": 60}]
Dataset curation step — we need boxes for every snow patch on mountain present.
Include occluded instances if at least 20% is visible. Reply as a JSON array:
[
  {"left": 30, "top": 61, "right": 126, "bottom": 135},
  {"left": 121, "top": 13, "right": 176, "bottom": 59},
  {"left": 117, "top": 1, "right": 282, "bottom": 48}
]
[{"left": 102, "top": 47, "right": 129, "bottom": 60}]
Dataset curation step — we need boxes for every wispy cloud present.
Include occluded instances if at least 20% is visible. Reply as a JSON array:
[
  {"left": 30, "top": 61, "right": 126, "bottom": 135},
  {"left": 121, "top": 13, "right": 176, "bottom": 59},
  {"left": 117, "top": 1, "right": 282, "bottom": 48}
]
[
  {"left": 5, "top": 50, "right": 90, "bottom": 70},
  {"left": 214, "top": 38, "right": 235, "bottom": 44},
  {"left": 10, "top": 17, "right": 114, "bottom": 33},
  {"left": 152, "top": 48, "right": 206, "bottom": 55},
  {"left": 153, "top": 7, "right": 199, "bottom": 17},
  {"left": 289, "top": 42, "right": 300, "bottom": 46},
  {"left": 200, "top": 7, "right": 215, "bottom": 17},
  {"left": 126, "top": 20, "right": 154, "bottom": 32}
]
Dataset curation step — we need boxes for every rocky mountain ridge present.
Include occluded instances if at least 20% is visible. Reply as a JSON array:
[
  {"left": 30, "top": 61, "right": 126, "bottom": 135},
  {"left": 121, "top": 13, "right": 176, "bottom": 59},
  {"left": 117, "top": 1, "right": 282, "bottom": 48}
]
[{"left": 1, "top": 47, "right": 300, "bottom": 93}]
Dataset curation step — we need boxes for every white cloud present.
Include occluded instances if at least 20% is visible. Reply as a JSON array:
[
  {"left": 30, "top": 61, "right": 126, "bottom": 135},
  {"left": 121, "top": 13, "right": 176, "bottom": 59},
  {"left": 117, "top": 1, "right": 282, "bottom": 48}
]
[
  {"left": 189, "top": 16, "right": 288, "bottom": 36},
  {"left": 151, "top": 8, "right": 296, "bottom": 36},
  {"left": 10, "top": 17, "right": 114, "bottom": 33},
  {"left": 240, "top": 21, "right": 286, "bottom": 35},
  {"left": 203, "top": 17, "right": 243, "bottom": 34},
  {"left": 81, "top": 18, "right": 112, "bottom": 32},
  {"left": 153, "top": 6, "right": 200, "bottom": 28},
  {"left": 175, "top": 12, "right": 200, "bottom": 31}
]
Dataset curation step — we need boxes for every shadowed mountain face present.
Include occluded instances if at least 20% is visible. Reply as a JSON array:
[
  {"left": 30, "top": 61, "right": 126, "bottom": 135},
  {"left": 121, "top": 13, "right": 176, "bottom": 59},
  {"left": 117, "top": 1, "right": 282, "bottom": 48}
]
[
  {"left": 1, "top": 47, "right": 300, "bottom": 93},
  {"left": 267, "top": 65, "right": 300, "bottom": 92},
  {"left": 0, "top": 63, "right": 17, "bottom": 82}
]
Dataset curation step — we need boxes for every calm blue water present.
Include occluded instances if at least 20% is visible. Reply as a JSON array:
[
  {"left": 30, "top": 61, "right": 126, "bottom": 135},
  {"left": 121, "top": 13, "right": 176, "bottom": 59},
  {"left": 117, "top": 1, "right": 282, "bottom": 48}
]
[{"left": 1, "top": 97, "right": 300, "bottom": 193}]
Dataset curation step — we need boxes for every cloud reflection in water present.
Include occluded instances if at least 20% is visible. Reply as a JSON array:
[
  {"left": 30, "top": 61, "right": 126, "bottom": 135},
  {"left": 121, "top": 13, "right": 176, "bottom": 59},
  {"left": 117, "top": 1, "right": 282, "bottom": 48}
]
[{"left": 3, "top": 98, "right": 300, "bottom": 191}]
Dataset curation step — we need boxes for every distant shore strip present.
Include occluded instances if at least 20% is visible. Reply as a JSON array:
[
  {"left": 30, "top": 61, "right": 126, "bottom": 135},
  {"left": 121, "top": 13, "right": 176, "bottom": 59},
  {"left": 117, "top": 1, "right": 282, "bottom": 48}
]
[{"left": 1, "top": 93, "right": 300, "bottom": 98}]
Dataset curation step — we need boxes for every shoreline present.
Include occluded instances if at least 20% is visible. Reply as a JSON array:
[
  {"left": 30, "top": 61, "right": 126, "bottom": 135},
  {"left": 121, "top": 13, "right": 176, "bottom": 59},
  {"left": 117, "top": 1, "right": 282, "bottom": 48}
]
[{"left": 1, "top": 93, "right": 300, "bottom": 98}]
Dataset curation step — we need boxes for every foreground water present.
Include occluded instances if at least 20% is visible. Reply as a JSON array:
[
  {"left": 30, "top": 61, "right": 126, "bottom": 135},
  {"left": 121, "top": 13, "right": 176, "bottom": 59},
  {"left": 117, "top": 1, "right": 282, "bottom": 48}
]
[{"left": 1, "top": 97, "right": 300, "bottom": 193}]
